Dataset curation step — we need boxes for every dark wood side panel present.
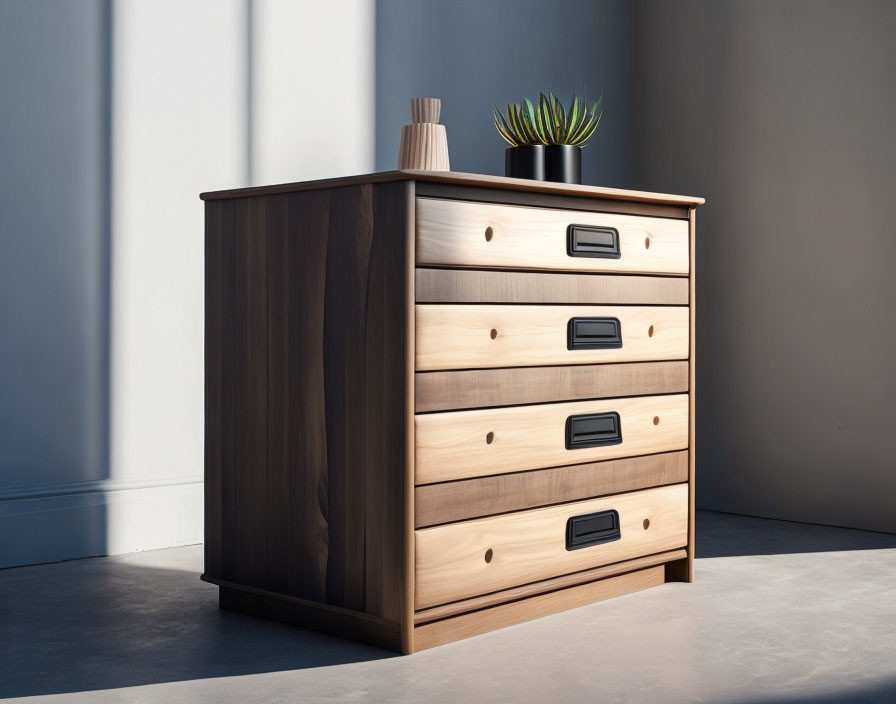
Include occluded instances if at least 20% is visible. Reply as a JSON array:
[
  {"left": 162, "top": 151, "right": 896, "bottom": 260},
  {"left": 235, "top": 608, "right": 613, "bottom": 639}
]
[
  {"left": 204, "top": 201, "right": 226, "bottom": 578},
  {"left": 203, "top": 182, "right": 408, "bottom": 624},
  {"left": 415, "top": 268, "right": 689, "bottom": 305},
  {"left": 265, "top": 194, "right": 289, "bottom": 594},
  {"left": 415, "top": 361, "right": 688, "bottom": 413},
  {"left": 415, "top": 451, "right": 688, "bottom": 527}
]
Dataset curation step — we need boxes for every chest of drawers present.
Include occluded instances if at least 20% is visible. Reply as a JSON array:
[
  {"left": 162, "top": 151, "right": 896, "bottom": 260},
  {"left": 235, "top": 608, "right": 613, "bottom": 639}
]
[{"left": 200, "top": 171, "right": 702, "bottom": 653}]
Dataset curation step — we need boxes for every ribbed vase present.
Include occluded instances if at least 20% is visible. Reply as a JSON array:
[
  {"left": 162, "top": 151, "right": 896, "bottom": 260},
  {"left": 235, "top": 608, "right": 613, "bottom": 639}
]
[
  {"left": 397, "top": 97, "right": 450, "bottom": 171},
  {"left": 398, "top": 123, "right": 450, "bottom": 171}
]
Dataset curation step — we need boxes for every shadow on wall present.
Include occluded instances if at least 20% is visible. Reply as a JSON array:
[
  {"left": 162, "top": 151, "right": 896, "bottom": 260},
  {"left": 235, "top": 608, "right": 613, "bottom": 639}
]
[
  {"left": 0, "top": 1, "right": 112, "bottom": 566},
  {"left": 696, "top": 510, "right": 896, "bottom": 559}
]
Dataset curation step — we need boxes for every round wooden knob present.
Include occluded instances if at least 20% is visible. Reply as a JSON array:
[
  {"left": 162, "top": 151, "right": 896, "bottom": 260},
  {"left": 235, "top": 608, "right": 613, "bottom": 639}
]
[
  {"left": 486, "top": 431, "right": 495, "bottom": 445},
  {"left": 645, "top": 236, "right": 651, "bottom": 250},
  {"left": 485, "top": 226, "right": 494, "bottom": 242},
  {"left": 490, "top": 328, "right": 498, "bottom": 339},
  {"left": 653, "top": 416, "right": 660, "bottom": 425},
  {"left": 648, "top": 325, "right": 655, "bottom": 338},
  {"left": 484, "top": 548, "right": 494, "bottom": 563},
  {"left": 643, "top": 519, "right": 650, "bottom": 530}
]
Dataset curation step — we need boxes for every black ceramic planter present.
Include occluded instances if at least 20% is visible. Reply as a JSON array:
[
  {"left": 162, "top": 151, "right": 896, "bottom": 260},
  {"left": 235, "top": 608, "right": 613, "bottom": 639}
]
[
  {"left": 545, "top": 145, "right": 582, "bottom": 184},
  {"left": 505, "top": 145, "right": 545, "bottom": 180}
]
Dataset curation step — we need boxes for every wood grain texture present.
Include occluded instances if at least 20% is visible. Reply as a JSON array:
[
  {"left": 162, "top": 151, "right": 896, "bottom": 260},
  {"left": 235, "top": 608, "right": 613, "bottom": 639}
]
[
  {"left": 204, "top": 182, "right": 410, "bottom": 625},
  {"left": 415, "top": 484, "right": 687, "bottom": 609},
  {"left": 415, "top": 268, "right": 689, "bottom": 304},
  {"left": 413, "top": 565, "right": 665, "bottom": 651},
  {"left": 204, "top": 171, "right": 702, "bottom": 652},
  {"left": 203, "top": 200, "right": 227, "bottom": 578},
  {"left": 415, "top": 451, "right": 688, "bottom": 528},
  {"left": 688, "top": 206, "right": 697, "bottom": 580},
  {"left": 414, "top": 182, "right": 689, "bottom": 220},
  {"left": 416, "top": 197, "right": 689, "bottom": 274},
  {"left": 416, "top": 304, "right": 689, "bottom": 371},
  {"left": 416, "top": 393, "right": 689, "bottom": 484},
  {"left": 201, "top": 169, "right": 705, "bottom": 207},
  {"left": 414, "top": 484, "right": 688, "bottom": 610},
  {"left": 401, "top": 184, "right": 416, "bottom": 654},
  {"left": 415, "top": 361, "right": 689, "bottom": 412},
  {"left": 414, "top": 549, "right": 686, "bottom": 624}
]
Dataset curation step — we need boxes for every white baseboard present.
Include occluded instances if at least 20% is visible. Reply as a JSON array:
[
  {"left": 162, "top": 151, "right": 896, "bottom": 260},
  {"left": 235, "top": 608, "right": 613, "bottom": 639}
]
[{"left": 0, "top": 478, "right": 203, "bottom": 568}]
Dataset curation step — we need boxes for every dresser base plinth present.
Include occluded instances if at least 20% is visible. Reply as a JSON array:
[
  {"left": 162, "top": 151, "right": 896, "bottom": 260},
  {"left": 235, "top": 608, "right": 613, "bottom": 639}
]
[
  {"left": 211, "top": 580, "right": 403, "bottom": 653},
  {"left": 413, "top": 564, "right": 666, "bottom": 652},
  {"left": 207, "top": 561, "right": 675, "bottom": 654}
]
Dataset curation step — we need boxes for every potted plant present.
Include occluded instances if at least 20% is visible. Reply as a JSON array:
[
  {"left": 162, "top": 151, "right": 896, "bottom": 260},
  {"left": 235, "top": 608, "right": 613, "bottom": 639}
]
[{"left": 493, "top": 91, "right": 602, "bottom": 184}]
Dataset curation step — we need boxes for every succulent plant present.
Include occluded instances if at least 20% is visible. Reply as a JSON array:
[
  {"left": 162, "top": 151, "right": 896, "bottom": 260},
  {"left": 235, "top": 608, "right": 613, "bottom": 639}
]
[{"left": 493, "top": 91, "right": 602, "bottom": 147}]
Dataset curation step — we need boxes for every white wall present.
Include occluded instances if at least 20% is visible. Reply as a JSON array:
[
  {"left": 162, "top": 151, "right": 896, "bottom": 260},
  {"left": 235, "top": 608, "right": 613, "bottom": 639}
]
[
  {"left": 0, "top": 0, "right": 375, "bottom": 567},
  {"left": 252, "top": 0, "right": 375, "bottom": 184}
]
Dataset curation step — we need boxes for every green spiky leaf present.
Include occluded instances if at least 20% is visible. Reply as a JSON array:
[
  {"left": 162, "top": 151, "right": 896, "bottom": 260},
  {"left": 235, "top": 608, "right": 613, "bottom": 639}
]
[
  {"left": 539, "top": 94, "right": 555, "bottom": 144},
  {"left": 492, "top": 102, "right": 518, "bottom": 145},
  {"left": 508, "top": 103, "right": 524, "bottom": 142},
  {"left": 567, "top": 94, "right": 581, "bottom": 135},
  {"left": 491, "top": 89, "right": 603, "bottom": 147}
]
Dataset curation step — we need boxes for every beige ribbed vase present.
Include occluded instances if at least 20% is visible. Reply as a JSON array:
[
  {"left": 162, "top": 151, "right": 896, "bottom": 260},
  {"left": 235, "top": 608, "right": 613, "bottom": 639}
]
[{"left": 397, "top": 98, "right": 450, "bottom": 171}]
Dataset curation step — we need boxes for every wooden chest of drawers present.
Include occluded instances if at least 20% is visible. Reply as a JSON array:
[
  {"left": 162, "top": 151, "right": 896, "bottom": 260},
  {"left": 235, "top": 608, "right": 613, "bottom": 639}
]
[{"left": 200, "top": 171, "right": 702, "bottom": 653}]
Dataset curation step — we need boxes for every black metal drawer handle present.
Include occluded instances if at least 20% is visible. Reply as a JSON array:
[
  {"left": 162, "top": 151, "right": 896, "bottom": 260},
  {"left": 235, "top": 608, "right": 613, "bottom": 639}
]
[
  {"left": 565, "top": 412, "right": 622, "bottom": 449},
  {"left": 566, "top": 510, "right": 621, "bottom": 550},
  {"left": 567, "top": 224, "right": 620, "bottom": 259},
  {"left": 567, "top": 317, "right": 622, "bottom": 350}
]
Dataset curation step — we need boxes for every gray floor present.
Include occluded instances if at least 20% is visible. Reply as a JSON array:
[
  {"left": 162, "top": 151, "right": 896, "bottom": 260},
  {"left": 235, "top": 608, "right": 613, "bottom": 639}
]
[{"left": 2, "top": 511, "right": 895, "bottom": 704}]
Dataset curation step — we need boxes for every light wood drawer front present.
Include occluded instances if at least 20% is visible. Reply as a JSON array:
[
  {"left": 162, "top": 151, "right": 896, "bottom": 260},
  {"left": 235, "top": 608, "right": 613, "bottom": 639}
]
[
  {"left": 415, "top": 483, "right": 688, "bottom": 609},
  {"left": 416, "top": 198, "right": 689, "bottom": 275},
  {"left": 416, "top": 305, "right": 689, "bottom": 371},
  {"left": 416, "top": 394, "right": 688, "bottom": 485}
]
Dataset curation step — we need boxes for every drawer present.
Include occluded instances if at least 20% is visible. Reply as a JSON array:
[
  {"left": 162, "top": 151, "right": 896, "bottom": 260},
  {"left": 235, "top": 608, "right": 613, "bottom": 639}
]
[
  {"left": 416, "top": 198, "right": 689, "bottom": 275},
  {"left": 415, "top": 394, "right": 689, "bottom": 484},
  {"left": 415, "top": 483, "right": 688, "bottom": 609},
  {"left": 416, "top": 304, "right": 689, "bottom": 371}
]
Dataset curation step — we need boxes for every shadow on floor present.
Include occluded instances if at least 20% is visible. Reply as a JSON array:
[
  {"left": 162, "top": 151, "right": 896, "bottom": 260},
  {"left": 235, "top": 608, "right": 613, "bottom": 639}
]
[
  {"left": 0, "top": 552, "right": 392, "bottom": 699},
  {"left": 4, "top": 514, "right": 896, "bottom": 700},
  {"left": 737, "top": 679, "right": 896, "bottom": 704},
  {"left": 696, "top": 509, "right": 896, "bottom": 558}
]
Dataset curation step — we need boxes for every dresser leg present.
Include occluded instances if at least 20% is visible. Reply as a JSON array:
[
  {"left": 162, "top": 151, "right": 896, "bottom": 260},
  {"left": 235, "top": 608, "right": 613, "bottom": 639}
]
[{"left": 665, "top": 556, "right": 692, "bottom": 582}]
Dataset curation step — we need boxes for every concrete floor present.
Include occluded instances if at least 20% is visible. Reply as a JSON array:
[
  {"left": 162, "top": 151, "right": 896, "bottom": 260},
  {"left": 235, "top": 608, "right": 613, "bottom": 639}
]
[{"left": 2, "top": 511, "right": 895, "bottom": 704}]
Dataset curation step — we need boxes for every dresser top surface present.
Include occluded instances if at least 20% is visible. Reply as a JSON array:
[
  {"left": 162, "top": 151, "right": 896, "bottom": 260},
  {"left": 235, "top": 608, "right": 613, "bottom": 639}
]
[{"left": 200, "top": 170, "right": 705, "bottom": 207}]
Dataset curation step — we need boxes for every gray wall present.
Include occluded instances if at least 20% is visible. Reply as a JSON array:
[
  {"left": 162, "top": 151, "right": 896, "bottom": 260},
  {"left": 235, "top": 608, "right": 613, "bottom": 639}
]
[
  {"left": 376, "top": 0, "right": 636, "bottom": 188},
  {"left": 633, "top": 0, "right": 896, "bottom": 532},
  {"left": 0, "top": 1, "right": 110, "bottom": 564},
  {"left": 377, "top": 0, "right": 896, "bottom": 533}
]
